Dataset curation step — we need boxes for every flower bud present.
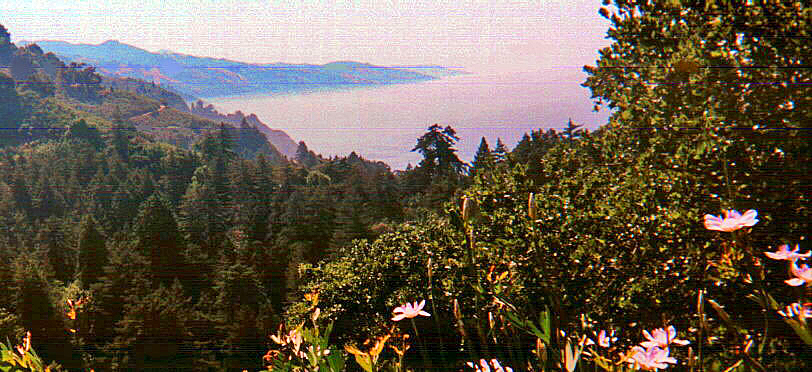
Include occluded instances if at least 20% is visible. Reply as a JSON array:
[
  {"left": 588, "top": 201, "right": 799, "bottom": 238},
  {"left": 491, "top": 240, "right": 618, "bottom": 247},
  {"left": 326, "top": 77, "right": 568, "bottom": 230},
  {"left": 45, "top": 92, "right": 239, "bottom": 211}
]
[
  {"left": 528, "top": 192, "right": 537, "bottom": 220},
  {"left": 461, "top": 196, "right": 479, "bottom": 222}
]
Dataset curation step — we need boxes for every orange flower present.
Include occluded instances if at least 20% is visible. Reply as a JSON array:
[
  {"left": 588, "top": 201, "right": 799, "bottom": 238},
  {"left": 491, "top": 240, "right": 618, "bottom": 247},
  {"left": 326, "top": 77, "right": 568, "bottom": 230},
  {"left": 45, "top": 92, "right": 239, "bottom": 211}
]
[{"left": 16, "top": 331, "right": 31, "bottom": 356}]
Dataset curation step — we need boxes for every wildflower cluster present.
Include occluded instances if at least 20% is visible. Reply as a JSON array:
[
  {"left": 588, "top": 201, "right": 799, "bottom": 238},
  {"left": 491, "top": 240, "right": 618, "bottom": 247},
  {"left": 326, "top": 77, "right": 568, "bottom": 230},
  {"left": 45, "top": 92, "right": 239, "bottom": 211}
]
[
  {"left": 586, "top": 330, "right": 617, "bottom": 348},
  {"left": 466, "top": 358, "right": 513, "bottom": 372},
  {"left": 263, "top": 292, "right": 345, "bottom": 371},
  {"left": 1, "top": 331, "right": 49, "bottom": 371},
  {"left": 586, "top": 325, "right": 688, "bottom": 371},
  {"left": 764, "top": 243, "right": 811, "bottom": 328},
  {"left": 703, "top": 210, "right": 812, "bottom": 347},
  {"left": 65, "top": 296, "right": 89, "bottom": 334},
  {"left": 626, "top": 326, "right": 689, "bottom": 371},
  {"left": 344, "top": 334, "right": 390, "bottom": 372},
  {"left": 268, "top": 324, "right": 306, "bottom": 361}
]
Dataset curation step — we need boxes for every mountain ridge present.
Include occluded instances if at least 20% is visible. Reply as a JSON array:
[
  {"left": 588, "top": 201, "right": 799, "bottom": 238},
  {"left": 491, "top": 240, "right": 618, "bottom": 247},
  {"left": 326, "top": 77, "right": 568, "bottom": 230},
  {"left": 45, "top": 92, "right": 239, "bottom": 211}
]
[{"left": 22, "top": 39, "right": 465, "bottom": 99}]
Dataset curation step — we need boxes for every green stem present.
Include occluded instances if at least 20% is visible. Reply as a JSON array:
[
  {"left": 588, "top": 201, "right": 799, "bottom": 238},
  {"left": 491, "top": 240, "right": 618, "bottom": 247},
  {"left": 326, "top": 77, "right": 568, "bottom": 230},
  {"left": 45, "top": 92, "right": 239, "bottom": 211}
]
[
  {"left": 698, "top": 286, "right": 705, "bottom": 372},
  {"left": 411, "top": 318, "right": 430, "bottom": 369},
  {"left": 427, "top": 270, "right": 447, "bottom": 362},
  {"left": 468, "top": 225, "right": 475, "bottom": 266}
]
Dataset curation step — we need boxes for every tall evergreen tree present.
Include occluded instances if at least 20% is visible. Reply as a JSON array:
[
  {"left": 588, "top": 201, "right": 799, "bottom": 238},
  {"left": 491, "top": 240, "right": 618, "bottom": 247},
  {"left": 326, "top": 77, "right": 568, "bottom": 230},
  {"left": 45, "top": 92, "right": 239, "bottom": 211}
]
[
  {"left": 32, "top": 174, "right": 63, "bottom": 220},
  {"left": 109, "top": 110, "right": 131, "bottom": 163},
  {"left": 331, "top": 184, "right": 370, "bottom": 252},
  {"left": 408, "top": 124, "right": 467, "bottom": 203},
  {"left": 190, "top": 259, "right": 271, "bottom": 370},
  {"left": 412, "top": 124, "right": 466, "bottom": 177},
  {"left": 110, "top": 281, "right": 192, "bottom": 370},
  {"left": 7, "top": 170, "right": 32, "bottom": 215},
  {"left": 76, "top": 216, "right": 108, "bottom": 288},
  {"left": 248, "top": 154, "right": 276, "bottom": 242},
  {"left": 65, "top": 119, "right": 103, "bottom": 149},
  {"left": 158, "top": 149, "right": 197, "bottom": 207},
  {"left": 229, "top": 159, "right": 256, "bottom": 231},
  {"left": 36, "top": 216, "right": 73, "bottom": 283},
  {"left": 133, "top": 195, "right": 183, "bottom": 285},
  {"left": 196, "top": 123, "right": 236, "bottom": 163},
  {"left": 294, "top": 141, "right": 318, "bottom": 168},
  {"left": 492, "top": 137, "right": 508, "bottom": 163},
  {"left": 11, "top": 254, "right": 77, "bottom": 368},
  {"left": 179, "top": 170, "right": 229, "bottom": 258},
  {"left": 88, "top": 247, "right": 150, "bottom": 366},
  {"left": 470, "top": 137, "right": 494, "bottom": 176}
]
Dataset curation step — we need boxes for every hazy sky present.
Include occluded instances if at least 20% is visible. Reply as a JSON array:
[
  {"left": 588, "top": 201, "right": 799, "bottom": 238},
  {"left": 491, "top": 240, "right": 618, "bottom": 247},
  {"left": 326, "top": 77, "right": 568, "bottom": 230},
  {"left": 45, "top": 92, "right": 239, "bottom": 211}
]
[{"left": 1, "top": 0, "right": 611, "bottom": 74}]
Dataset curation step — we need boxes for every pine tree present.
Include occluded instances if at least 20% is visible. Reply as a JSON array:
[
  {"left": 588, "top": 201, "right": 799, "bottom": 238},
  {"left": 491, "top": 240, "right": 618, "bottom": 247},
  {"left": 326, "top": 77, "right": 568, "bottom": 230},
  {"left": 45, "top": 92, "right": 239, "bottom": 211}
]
[
  {"left": 11, "top": 253, "right": 76, "bottom": 367},
  {"left": 229, "top": 159, "right": 256, "bottom": 231},
  {"left": 249, "top": 154, "right": 276, "bottom": 242},
  {"left": 7, "top": 170, "right": 32, "bottom": 215},
  {"left": 493, "top": 138, "right": 508, "bottom": 163},
  {"left": 331, "top": 184, "right": 369, "bottom": 252},
  {"left": 36, "top": 216, "right": 73, "bottom": 283},
  {"left": 179, "top": 171, "right": 229, "bottom": 258},
  {"left": 133, "top": 195, "right": 183, "bottom": 285},
  {"left": 88, "top": 248, "right": 150, "bottom": 365},
  {"left": 193, "top": 260, "right": 271, "bottom": 370},
  {"left": 32, "top": 174, "right": 63, "bottom": 220},
  {"left": 65, "top": 119, "right": 103, "bottom": 149},
  {"left": 196, "top": 123, "right": 236, "bottom": 163},
  {"left": 470, "top": 137, "right": 494, "bottom": 176},
  {"left": 110, "top": 281, "right": 191, "bottom": 370},
  {"left": 412, "top": 124, "right": 466, "bottom": 177},
  {"left": 294, "top": 141, "right": 318, "bottom": 168},
  {"left": 110, "top": 110, "right": 130, "bottom": 163},
  {"left": 87, "top": 169, "right": 114, "bottom": 228},
  {"left": 76, "top": 216, "right": 108, "bottom": 288},
  {"left": 158, "top": 149, "right": 198, "bottom": 207}
]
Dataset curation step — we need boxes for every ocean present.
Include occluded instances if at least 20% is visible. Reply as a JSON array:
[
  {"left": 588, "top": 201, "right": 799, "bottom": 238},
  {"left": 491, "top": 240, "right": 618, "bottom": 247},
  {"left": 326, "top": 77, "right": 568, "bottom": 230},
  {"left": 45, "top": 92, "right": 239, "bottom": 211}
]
[{"left": 208, "top": 69, "right": 610, "bottom": 170}]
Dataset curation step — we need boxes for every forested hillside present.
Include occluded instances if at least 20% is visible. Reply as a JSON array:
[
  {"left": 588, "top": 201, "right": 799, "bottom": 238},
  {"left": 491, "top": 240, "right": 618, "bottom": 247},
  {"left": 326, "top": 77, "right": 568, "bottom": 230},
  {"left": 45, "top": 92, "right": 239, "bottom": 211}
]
[
  {"left": 0, "top": 23, "right": 442, "bottom": 370},
  {"left": 2, "top": 1, "right": 811, "bottom": 371},
  {"left": 189, "top": 100, "right": 299, "bottom": 158}
]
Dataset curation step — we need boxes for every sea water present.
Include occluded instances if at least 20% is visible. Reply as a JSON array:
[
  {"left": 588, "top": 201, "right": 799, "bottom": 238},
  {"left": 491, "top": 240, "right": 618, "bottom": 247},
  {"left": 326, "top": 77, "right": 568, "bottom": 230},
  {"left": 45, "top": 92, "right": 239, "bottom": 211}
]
[{"left": 208, "top": 69, "right": 609, "bottom": 170}]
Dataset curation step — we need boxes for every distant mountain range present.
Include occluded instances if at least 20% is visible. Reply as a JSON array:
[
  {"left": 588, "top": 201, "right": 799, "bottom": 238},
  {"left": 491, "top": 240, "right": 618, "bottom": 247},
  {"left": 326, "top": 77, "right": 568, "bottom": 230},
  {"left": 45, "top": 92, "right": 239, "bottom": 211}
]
[{"left": 23, "top": 40, "right": 465, "bottom": 99}]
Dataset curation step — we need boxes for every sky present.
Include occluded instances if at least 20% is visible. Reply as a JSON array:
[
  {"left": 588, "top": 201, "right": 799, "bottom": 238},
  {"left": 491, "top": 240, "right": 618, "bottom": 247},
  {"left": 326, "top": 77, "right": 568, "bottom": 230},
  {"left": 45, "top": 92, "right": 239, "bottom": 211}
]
[{"left": 0, "top": 0, "right": 612, "bottom": 74}]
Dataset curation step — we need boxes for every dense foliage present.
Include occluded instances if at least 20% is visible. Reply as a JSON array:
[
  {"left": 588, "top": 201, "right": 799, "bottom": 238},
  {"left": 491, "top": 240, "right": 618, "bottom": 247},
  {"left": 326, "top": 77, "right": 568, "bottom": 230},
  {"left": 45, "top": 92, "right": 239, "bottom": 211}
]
[
  {"left": 284, "top": 1, "right": 810, "bottom": 370},
  {"left": 1, "top": 1, "right": 810, "bottom": 370}
]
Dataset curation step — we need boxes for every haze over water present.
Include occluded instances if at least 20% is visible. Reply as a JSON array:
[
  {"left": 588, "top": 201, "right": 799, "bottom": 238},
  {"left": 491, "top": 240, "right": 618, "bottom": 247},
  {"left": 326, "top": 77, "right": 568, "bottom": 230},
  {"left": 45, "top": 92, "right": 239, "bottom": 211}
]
[{"left": 209, "top": 69, "right": 610, "bottom": 170}]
